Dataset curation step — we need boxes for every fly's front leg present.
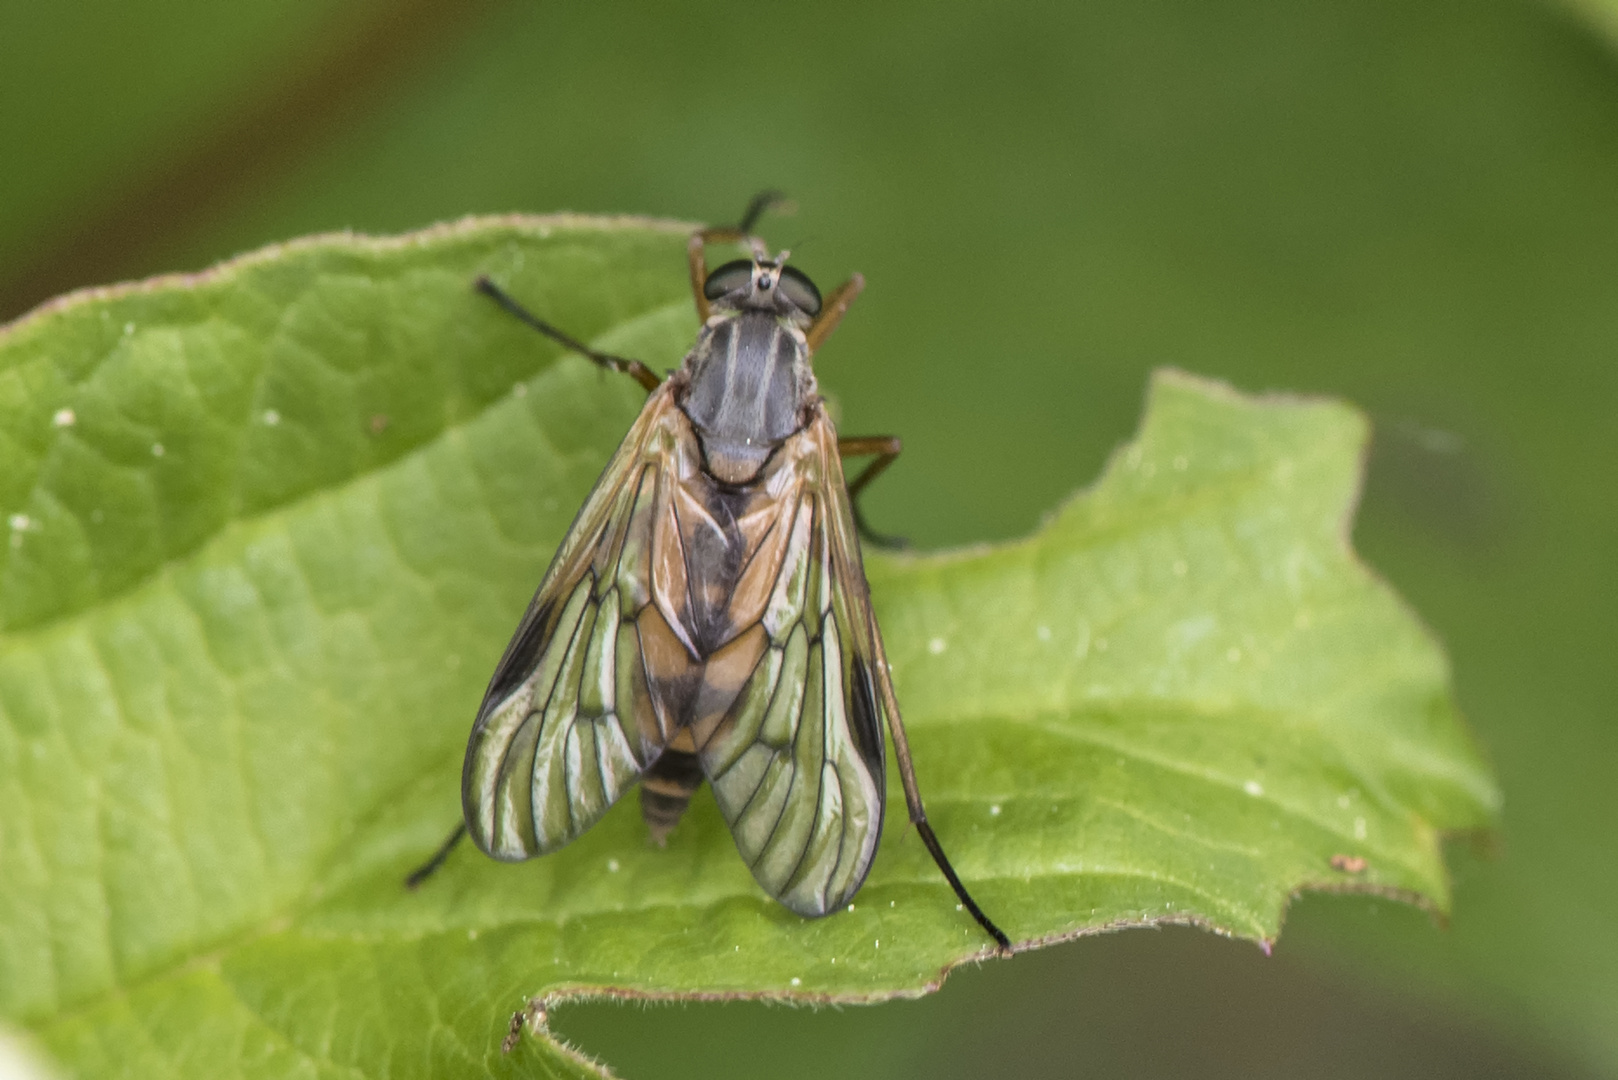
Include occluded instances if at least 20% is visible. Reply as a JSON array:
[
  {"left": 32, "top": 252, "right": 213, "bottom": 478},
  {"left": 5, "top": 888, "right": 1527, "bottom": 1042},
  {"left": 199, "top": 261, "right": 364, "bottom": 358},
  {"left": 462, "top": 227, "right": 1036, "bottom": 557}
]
[
  {"left": 806, "top": 274, "right": 865, "bottom": 355},
  {"left": 688, "top": 190, "right": 786, "bottom": 321},
  {"left": 475, "top": 276, "right": 661, "bottom": 393},
  {"left": 838, "top": 434, "right": 907, "bottom": 549}
]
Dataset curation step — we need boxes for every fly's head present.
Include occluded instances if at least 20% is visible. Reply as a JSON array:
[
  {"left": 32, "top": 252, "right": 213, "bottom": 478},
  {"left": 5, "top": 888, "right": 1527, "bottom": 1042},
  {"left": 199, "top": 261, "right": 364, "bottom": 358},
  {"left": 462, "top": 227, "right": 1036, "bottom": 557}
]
[{"left": 702, "top": 249, "right": 822, "bottom": 327}]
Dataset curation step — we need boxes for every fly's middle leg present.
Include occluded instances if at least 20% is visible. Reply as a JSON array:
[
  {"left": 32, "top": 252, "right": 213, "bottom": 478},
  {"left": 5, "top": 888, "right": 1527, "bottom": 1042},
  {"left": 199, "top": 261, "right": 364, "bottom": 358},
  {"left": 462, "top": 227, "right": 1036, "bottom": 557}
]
[
  {"left": 474, "top": 276, "right": 661, "bottom": 393},
  {"left": 838, "top": 434, "right": 907, "bottom": 549}
]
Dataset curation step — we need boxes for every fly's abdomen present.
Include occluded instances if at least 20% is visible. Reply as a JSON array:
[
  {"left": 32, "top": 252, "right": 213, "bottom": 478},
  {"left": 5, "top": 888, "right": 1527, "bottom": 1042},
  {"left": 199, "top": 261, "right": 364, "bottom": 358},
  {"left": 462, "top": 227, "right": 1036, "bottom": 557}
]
[{"left": 639, "top": 748, "right": 705, "bottom": 844}]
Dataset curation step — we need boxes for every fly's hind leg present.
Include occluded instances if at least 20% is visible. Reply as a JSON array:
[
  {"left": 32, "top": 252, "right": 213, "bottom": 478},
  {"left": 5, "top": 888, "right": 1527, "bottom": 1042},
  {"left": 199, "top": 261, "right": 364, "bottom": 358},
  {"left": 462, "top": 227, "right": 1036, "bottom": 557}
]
[
  {"left": 688, "top": 190, "right": 788, "bottom": 321},
  {"left": 474, "top": 276, "right": 661, "bottom": 393},
  {"left": 838, "top": 434, "right": 908, "bottom": 549},
  {"left": 404, "top": 822, "right": 467, "bottom": 889}
]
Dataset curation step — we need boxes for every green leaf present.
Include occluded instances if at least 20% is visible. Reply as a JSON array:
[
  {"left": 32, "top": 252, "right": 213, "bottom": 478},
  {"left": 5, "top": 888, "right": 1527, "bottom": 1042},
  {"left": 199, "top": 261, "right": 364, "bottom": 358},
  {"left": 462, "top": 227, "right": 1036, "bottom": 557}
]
[{"left": 0, "top": 218, "right": 1497, "bottom": 1080}]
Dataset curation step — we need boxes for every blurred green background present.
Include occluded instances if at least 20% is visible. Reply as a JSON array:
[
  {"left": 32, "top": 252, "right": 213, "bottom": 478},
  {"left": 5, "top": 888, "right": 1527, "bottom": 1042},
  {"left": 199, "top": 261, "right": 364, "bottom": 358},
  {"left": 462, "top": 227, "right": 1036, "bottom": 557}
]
[{"left": 3, "top": 0, "right": 1614, "bottom": 1076}]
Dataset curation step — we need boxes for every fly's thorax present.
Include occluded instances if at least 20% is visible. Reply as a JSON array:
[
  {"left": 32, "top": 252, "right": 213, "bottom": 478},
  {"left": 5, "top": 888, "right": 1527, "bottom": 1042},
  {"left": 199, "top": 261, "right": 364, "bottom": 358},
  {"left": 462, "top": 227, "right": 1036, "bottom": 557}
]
[{"left": 678, "top": 311, "right": 815, "bottom": 485}]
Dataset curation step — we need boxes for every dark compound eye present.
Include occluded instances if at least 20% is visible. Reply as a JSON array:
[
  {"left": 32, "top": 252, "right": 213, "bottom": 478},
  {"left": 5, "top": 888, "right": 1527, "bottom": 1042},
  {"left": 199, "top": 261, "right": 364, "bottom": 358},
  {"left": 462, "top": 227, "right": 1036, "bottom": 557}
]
[
  {"left": 777, "top": 265, "right": 821, "bottom": 315},
  {"left": 703, "top": 259, "right": 755, "bottom": 301}
]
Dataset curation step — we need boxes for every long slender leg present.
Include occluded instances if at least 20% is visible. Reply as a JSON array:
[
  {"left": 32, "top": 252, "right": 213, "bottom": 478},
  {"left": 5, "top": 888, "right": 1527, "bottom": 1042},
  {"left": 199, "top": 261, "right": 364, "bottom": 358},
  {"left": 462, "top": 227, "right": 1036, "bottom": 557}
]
[
  {"left": 688, "top": 190, "right": 787, "bottom": 321},
  {"left": 475, "top": 276, "right": 661, "bottom": 393},
  {"left": 838, "top": 434, "right": 906, "bottom": 549},
  {"left": 806, "top": 274, "right": 866, "bottom": 355},
  {"left": 868, "top": 628, "right": 1012, "bottom": 953},
  {"left": 404, "top": 822, "right": 467, "bottom": 889}
]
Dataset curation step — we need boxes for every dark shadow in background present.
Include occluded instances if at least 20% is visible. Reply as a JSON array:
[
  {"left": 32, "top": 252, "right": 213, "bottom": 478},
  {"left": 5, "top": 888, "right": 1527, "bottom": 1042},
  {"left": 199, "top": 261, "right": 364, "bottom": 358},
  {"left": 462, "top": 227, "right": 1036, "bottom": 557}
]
[
  {"left": 0, "top": 0, "right": 496, "bottom": 322},
  {"left": 556, "top": 921, "right": 1596, "bottom": 1080}
]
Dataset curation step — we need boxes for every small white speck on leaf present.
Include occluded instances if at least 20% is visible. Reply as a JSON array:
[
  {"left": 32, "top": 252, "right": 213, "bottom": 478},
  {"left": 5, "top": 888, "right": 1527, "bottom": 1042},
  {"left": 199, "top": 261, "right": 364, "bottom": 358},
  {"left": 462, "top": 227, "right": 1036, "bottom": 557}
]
[
  {"left": 847, "top": 903, "right": 855, "bottom": 913},
  {"left": 123, "top": 322, "right": 135, "bottom": 336},
  {"left": 262, "top": 409, "right": 281, "bottom": 426},
  {"left": 1354, "top": 816, "right": 1367, "bottom": 840},
  {"left": 1244, "top": 780, "right": 1264, "bottom": 797},
  {"left": 607, "top": 858, "right": 621, "bottom": 872},
  {"left": 989, "top": 804, "right": 1002, "bottom": 817},
  {"left": 468, "top": 929, "right": 478, "bottom": 940},
  {"left": 927, "top": 637, "right": 947, "bottom": 655},
  {"left": 956, "top": 904, "right": 964, "bottom": 912},
  {"left": 1337, "top": 794, "right": 1352, "bottom": 809},
  {"left": 513, "top": 383, "right": 529, "bottom": 397},
  {"left": 151, "top": 443, "right": 165, "bottom": 457},
  {"left": 9, "top": 514, "right": 31, "bottom": 532},
  {"left": 1036, "top": 625, "right": 1051, "bottom": 641},
  {"left": 789, "top": 977, "right": 801, "bottom": 987},
  {"left": 52, "top": 408, "right": 75, "bottom": 427}
]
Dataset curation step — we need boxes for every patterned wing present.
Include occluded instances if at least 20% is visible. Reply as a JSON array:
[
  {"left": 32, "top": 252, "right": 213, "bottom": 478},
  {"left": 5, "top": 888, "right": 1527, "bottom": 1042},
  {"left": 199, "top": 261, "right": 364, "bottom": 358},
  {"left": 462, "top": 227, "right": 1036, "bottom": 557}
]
[
  {"left": 462, "top": 384, "right": 683, "bottom": 860},
  {"left": 698, "top": 408, "right": 890, "bottom": 917}
]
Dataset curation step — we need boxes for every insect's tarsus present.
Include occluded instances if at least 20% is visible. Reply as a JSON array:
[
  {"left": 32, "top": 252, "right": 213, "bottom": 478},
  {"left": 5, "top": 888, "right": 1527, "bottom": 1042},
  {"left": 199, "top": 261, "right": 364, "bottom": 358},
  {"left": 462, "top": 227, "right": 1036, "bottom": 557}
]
[
  {"left": 404, "top": 822, "right": 467, "bottom": 889},
  {"left": 915, "top": 818, "right": 1011, "bottom": 952},
  {"left": 474, "top": 275, "right": 662, "bottom": 393}
]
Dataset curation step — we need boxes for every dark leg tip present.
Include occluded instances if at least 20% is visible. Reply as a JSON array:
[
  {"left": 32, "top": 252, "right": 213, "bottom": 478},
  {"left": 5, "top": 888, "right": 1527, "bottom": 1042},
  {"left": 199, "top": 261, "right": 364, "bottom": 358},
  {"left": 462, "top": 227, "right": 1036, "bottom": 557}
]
[
  {"left": 739, "top": 190, "right": 788, "bottom": 234},
  {"left": 854, "top": 508, "right": 910, "bottom": 551},
  {"left": 863, "top": 530, "right": 912, "bottom": 552},
  {"left": 403, "top": 822, "right": 467, "bottom": 890}
]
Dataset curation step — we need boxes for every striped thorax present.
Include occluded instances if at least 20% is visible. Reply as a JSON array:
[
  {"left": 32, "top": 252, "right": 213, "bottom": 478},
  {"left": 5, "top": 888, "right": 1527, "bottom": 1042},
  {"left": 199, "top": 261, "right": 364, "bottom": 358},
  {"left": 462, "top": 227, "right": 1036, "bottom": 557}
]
[{"left": 679, "top": 251, "right": 820, "bottom": 485}]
